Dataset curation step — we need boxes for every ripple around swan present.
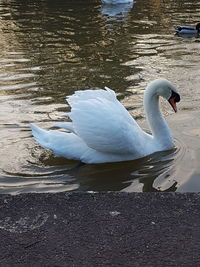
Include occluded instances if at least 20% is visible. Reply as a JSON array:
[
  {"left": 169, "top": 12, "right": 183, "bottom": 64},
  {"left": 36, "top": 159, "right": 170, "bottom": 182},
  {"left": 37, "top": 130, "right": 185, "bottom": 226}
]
[
  {"left": 0, "top": 134, "right": 186, "bottom": 194},
  {"left": 0, "top": 163, "right": 80, "bottom": 195}
]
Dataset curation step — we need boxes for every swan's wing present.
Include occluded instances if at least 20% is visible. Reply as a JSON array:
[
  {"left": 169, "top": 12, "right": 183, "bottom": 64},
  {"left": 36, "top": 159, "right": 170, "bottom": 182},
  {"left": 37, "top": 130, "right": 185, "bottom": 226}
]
[
  {"left": 67, "top": 87, "right": 116, "bottom": 105},
  {"left": 68, "top": 88, "right": 144, "bottom": 154}
]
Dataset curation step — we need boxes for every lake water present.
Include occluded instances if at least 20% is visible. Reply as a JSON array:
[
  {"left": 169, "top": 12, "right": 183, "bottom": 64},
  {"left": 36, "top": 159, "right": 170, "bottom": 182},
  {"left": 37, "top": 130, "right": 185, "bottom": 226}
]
[{"left": 0, "top": 0, "right": 200, "bottom": 194}]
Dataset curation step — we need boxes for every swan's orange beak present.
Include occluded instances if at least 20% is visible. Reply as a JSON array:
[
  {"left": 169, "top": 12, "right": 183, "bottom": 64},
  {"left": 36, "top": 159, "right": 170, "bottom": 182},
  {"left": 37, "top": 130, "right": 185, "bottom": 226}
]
[{"left": 168, "top": 97, "right": 177, "bottom": 113}]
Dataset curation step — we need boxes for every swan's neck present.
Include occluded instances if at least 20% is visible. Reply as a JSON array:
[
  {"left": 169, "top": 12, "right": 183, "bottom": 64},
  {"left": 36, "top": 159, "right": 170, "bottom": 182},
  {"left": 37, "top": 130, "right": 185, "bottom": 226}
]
[{"left": 144, "top": 84, "right": 173, "bottom": 149}]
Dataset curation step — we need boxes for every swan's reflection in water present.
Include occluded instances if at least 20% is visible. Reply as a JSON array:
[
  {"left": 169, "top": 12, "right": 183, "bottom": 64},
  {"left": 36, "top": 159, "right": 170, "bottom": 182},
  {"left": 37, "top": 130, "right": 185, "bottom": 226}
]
[
  {"left": 69, "top": 148, "right": 178, "bottom": 192},
  {"left": 101, "top": 2, "right": 134, "bottom": 20}
]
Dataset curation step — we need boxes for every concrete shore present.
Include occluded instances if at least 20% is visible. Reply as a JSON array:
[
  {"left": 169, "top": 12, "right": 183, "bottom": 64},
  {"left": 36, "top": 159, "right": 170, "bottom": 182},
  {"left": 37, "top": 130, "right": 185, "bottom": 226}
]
[{"left": 0, "top": 192, "right": 200, "bottom": 266}]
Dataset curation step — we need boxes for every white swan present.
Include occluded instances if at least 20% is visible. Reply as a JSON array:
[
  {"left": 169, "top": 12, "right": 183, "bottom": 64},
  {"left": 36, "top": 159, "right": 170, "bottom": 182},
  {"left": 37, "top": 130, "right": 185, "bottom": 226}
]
[{"left": 30, "top": 78, "right": 180, "bottom": 164}]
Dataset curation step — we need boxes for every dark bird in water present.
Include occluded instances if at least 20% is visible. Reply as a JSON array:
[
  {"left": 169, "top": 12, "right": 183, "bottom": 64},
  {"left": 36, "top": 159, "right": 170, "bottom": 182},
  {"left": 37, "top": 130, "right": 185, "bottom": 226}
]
[{"left": 175, "top": 22, "right": 200, "bottom": 35}]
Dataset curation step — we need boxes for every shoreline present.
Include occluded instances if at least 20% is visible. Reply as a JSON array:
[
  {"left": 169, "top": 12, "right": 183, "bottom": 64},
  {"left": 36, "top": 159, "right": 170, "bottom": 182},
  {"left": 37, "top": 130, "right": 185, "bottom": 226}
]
[{"left": 0, "top": 192, "right": 199, "bottom": 266}]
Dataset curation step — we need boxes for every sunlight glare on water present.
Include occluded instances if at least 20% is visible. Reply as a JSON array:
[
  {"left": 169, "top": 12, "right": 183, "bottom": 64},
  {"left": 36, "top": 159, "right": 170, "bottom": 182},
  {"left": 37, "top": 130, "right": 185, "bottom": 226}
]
[{"left": 0, "top": 0, "right": 200, "bottom": 194}]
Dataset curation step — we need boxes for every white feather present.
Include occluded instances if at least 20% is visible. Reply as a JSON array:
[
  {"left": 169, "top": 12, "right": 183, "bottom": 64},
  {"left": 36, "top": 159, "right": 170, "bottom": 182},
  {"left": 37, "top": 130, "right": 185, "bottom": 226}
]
[
  {"left": 30, "top": 123, "right": 89, "bottom": 160},
  {"left": 53, "top": 122, "right": 75, "bottom": 133}
]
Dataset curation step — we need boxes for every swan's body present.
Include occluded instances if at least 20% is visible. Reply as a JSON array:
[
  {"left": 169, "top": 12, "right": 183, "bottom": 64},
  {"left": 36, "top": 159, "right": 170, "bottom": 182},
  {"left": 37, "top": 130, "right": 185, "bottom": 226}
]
[
  {"left": 30, "top": 78, "right": 180, "bottom": 164},
  {"left": 102, "top": 0, "right": 133, "bottom": 4},
  {"left": 175, "top": 23, "right": 200, "bottom": 35}
]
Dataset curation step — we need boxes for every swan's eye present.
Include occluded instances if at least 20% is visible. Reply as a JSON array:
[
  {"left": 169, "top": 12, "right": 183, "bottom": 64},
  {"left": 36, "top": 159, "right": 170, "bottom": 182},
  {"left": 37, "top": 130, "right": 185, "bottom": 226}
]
[{"left": 170, "top": 90, "right": 180, "bottom": 103}]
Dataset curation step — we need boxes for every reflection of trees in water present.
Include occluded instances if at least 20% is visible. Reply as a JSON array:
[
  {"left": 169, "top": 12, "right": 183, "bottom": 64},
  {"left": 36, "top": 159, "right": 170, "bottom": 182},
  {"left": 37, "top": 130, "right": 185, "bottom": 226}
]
[
  {"left": 3, "top": 0, "right": 136, "bottom": 101},
  {"left": 1, "top": 0, "right": 198, "bottom": 102}
]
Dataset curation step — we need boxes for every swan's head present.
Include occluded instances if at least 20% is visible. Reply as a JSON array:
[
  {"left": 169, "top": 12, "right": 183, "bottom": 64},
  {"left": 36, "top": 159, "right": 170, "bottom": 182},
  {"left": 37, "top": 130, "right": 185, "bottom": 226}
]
[{"left": 147, "top": 78, "right": 180, "bottom": 112}]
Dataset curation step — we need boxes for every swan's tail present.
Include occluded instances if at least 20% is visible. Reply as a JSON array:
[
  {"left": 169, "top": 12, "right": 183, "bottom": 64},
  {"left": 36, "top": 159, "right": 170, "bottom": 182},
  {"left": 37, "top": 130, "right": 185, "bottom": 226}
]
[
  {"left": 53, "top": 122, "right": 75, "bottom": 133},
  {"left": 30, "top": 123, "right": 88, "bottom": 160},
  {"left": 30, "top": 123, "right": 51, "bottom": 148}
]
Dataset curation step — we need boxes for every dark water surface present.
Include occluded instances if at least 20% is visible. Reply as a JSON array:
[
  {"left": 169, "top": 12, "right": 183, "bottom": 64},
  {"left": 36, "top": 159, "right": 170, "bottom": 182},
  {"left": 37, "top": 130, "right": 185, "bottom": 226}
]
[{"left": 0, "top": 0, "right": 200, "bottom": 194}]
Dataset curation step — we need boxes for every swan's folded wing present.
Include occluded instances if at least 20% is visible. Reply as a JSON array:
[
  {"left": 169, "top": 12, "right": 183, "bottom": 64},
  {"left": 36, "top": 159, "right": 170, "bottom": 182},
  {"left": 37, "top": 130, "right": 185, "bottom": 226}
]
[
  {"left": 67, "top": 87, "right": 116, "bottom": 106},
  {"left": 68, "top": 89, "right": 144, "bottom": 154}
]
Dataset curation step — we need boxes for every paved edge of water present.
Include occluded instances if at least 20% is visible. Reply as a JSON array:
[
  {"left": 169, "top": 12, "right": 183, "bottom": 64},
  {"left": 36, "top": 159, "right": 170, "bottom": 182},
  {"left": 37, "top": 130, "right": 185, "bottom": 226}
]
[{"left": 0, "top": 192, "right": 199, "bottom": 266}]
